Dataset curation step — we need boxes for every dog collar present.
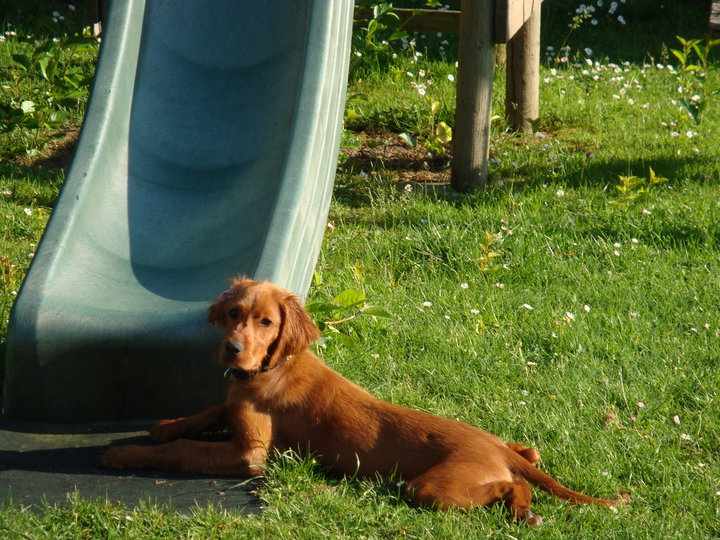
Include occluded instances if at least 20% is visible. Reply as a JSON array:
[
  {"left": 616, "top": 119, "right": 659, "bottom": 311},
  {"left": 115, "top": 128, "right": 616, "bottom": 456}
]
[{"left": 223, "top": 355, "right": 293, "bottom": 381}]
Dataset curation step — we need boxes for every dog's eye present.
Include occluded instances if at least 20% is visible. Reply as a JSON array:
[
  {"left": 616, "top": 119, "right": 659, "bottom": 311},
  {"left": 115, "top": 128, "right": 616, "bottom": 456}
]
[
  {"left": 260, "top": 318, "right": 272, "bottom": 327},
  {"left": 228, "top": 307, "right": 239, "bottom": 319}
]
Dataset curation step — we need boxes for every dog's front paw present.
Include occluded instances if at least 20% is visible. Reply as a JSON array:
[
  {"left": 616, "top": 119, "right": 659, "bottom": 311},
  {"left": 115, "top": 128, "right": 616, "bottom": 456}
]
[{"left": 100, "top": 445, "right": 146, "bottom": 470}]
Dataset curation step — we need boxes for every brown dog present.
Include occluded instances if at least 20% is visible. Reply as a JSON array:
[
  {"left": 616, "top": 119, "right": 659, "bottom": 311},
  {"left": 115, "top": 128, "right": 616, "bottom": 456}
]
[{"left": 102, "top": 278, "right": 627, "bottom": 525}]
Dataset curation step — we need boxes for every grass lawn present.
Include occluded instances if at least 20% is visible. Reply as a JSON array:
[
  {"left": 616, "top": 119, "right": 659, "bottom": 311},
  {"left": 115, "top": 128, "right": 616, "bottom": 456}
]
[{"left": 2, "top": 1, "right": 720, "bottom": 538}]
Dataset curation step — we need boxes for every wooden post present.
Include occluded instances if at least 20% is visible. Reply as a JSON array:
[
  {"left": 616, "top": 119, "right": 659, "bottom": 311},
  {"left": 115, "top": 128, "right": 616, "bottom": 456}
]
[
  {"left": 711, "top": 1, "right": 720, "bottom": 35},
  {"left": 505, "top": 1, "right": 540, "bottom": 132},
  {"left": 451, "top": 0, "right": 495, "bottom": 192}
]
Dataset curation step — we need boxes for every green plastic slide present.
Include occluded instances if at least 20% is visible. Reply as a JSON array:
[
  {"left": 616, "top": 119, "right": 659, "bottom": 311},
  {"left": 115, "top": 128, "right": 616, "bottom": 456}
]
[{"left": 3, "top": 0, "right": 353, "bottom": 423}]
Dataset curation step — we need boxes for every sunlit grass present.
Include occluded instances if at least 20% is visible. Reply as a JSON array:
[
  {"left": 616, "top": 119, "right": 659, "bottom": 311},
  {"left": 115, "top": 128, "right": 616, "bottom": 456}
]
[{"left": 1, "top": 1, "right": 719, "bottom": 538}]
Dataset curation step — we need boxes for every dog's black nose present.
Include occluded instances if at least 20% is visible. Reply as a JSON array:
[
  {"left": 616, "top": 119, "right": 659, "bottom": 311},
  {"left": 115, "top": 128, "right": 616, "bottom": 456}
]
[{"left": 225, "top": 340, "right": 243, "bottom": 354}]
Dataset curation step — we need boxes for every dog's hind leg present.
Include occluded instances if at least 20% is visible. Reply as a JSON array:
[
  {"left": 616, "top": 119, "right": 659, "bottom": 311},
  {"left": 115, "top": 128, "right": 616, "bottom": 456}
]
[
  {"left": 503, "top": 478, "right": 543, "bottom": 526},
  {"left": 405, "top": 462, "right": 542, "bottom": 525},
  {"left": 506, "top": 442, "right": 541, "bottom": 465}
]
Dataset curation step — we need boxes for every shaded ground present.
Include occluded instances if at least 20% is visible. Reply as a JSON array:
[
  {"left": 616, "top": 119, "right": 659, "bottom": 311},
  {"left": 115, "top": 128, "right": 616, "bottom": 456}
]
[{"left": 0, "top": 422, "right": 260, "bottom": 512}]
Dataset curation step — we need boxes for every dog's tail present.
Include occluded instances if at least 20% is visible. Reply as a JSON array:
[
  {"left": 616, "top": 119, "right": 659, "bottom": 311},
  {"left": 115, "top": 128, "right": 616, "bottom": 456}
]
[{"left": 508, "top": 451, "right": 629, "bottom": 507}]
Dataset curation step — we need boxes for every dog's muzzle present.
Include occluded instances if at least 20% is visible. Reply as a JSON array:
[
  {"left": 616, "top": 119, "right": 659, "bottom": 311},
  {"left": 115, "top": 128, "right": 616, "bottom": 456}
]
[
  {"left": 224, "top": 339, "right": 244, "bottom": 355},
  {"left": 224, "top": 366, "right": 257, "bottom": 381}
]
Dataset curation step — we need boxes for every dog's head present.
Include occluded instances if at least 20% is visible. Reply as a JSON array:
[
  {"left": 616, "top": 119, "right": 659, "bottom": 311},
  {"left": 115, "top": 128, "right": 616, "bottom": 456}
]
[{"left": 208, "top": 278, "right": 320, "bottom": 374}]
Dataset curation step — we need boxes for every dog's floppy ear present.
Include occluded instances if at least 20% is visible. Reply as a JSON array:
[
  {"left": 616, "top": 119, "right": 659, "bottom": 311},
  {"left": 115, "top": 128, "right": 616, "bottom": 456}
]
[
  {"left": 277, "top": 293, "right": 320, "bottom": 356},
  {"left": 208, "top": 293, "right": 228, "bottom": 326}
]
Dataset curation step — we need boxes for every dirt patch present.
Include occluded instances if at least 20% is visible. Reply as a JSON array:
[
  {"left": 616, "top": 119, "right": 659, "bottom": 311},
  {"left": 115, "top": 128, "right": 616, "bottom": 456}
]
[
  {"left": 341, "top": 131, "right": 451, "bottom": 184},
  {"left": 16, "top": 127, "right": 80, "bottom": 171},
  {"left": 18, "top": 128, "right": 456, "bottom": 184}
]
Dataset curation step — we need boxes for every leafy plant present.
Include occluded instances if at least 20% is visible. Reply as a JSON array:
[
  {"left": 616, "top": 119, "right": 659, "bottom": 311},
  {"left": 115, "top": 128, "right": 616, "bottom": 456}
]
[
  {"left": 670, "top": 36, "right": 720, "bottom": 126},
  {"left": 424, "top": 100, "right": 452, "bottom": 157},
  {"left": 614, "top": 166, "right": 667, "bottom": 205},
  {"left": 352, "top": 3, "right": 408, "bottom": 76},
  {"left": 306, "top": 287, "right": 391, "bottom": 343},
  {"left": 0, "top": 101, "right": 37, "bottom": 133},
  {"left": 477, "top": 231, "right": 503, "bottom": 272},
  {"left": 397, "top": 95, "right": 453, "bottom": 158},
  {"left": 0, "top": 27, "right": 96, "bottom": 155}
]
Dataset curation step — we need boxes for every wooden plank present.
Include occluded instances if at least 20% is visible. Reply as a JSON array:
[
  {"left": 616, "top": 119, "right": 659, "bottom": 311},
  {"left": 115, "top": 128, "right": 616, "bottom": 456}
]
[
  {"left": 451, "top": 0, "right": 495, "bottom": 191},
  {"left": 354, "top": 7, "right": 460, "bottom": 34}
]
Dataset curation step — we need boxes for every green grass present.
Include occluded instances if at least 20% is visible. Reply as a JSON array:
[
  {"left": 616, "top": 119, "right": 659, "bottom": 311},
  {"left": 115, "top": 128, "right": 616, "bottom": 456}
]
[{"left": 2, "top": 1, "right": 720, "bottom": 538}]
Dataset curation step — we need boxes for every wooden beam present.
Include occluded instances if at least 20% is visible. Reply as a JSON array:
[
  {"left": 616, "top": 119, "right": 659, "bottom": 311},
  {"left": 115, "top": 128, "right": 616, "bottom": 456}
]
[
  {"left": 354, "top": 7, "right": 460, "bottom": 34},
  {"left": 451, "top": 0, "right": 495, "bottom": 191},
  {"left": 505, "top": 3, "right": 540, "bottom": 132},
  {"left": 354, "top": 2, "right": 541, "bottom": 43}
]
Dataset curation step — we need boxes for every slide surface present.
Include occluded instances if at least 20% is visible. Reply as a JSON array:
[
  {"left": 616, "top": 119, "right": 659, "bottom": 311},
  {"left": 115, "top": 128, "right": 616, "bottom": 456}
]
[{"left": 3, "top": 0, "right": 353, "bottom": 423}]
